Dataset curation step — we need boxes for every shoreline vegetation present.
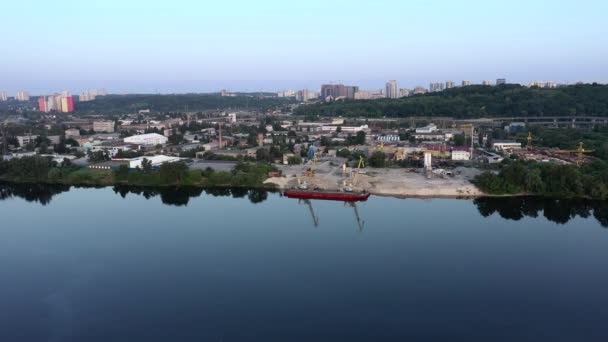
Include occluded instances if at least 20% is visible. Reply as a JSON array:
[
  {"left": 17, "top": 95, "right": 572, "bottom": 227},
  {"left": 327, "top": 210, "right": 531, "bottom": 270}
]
[
  {"left": 0, "top": 156, "right": 278, "bottom": 190},
  {"left": 473, "top": 159, "right": 608, "bottom": 200},
  {"left": 1, "top": 155, "right": 607, "bottom": 201}
]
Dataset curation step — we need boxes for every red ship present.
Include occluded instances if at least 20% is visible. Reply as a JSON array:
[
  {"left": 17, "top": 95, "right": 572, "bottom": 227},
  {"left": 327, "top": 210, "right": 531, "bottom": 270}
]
[{"left": 283, "top": 189, "right": 370, "bottom": 201}]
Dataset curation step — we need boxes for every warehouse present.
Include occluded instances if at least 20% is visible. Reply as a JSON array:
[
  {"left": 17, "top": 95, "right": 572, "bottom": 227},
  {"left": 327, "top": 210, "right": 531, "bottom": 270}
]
[
  {"left": 129, "top": 155, "right": 183, "bottom": 169},
  {"left": 124, "top": 133, "right": 168, "bottom": 146}
]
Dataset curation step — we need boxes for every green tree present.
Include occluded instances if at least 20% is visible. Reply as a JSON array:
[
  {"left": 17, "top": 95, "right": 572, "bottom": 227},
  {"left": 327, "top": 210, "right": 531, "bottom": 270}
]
[
  {"left": 453, "top": 134, "right": 466, "bottom": 146},
  {"left": 337, "top": 148, "right": 351, "bottom": 158},
  {"left": 355, "top": 131, "right": 366, "bottom": 144},
  {"left": 88, "top": 150, "right": 110, "bottom": 163},
  {"left": 287, "top": 155, "right": 302, "bottom": 165},
  {"left": 369, "top": 151, "right": 386, "bottom": 168},
  {"left": 159, "top": 162, "right": 188, "bottom": 184}
]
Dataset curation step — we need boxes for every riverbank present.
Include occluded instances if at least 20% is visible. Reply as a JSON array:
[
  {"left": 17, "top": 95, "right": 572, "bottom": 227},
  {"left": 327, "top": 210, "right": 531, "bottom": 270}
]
[{"left": 266, "top": 163, "right": 486, "bottom": 198}]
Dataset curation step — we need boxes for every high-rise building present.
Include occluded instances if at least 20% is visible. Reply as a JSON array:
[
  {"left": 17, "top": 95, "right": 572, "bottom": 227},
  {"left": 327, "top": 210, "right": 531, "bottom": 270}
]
[
  {"left": 66, "top": 96, "right": 74, "bottom": 112},
  {"left": 496, "top": 78, "right": 506, "bottom": 85},
  {"left": 79, "top": 88, "right": 107, "bottom": 101},
  {"left": 399, "top": 88, "right": 410, "bottom": 98},
  {"left": 530, "top": 81, "right": 557, "bottom": 88},
  {"left": 59, "top": 96, "right": 75, "bottom": 113},
  {"left": 296, "top": 89, "right": 320, "bottom": 102},
  {"left": 413, "top": 86, "right": 427, "bottom": 95},
  {"left": 345, "top": 86, "right": 359, "bottom": 99},
  {"left": 53, "top": 95, "right": 63, "bottom": 111},
  {"left": 321, "top": 84, "right": 356, "bottom": 100},
  {"left": 0, "top": 91, "right": 7, "bottom": 101},
  {"left": 46, "top": 96, "right": 55, "bottom": 111},
  {"left": 354, "top": 89, "right": 384, "bottom": 100},
  {"left": 482, "top": 80, "right": 492, "bottom": 86},
  {"left": 461, "top": 80, "right": 471, "bottom": 87},
  {"left": 38, "top": 97, "right": 48, "bottom": 112},
  {"left": 445, "top": 81, "right": 455, "bottom": 89},
  {"left": 385, "top": 80, "right": 398, "bottom": 99},
  {"left": 429, "top": 82, "right": 445, "bottom": 92},
  {"left": 16, "top": 91, "right": 30, "bottom": 101}
]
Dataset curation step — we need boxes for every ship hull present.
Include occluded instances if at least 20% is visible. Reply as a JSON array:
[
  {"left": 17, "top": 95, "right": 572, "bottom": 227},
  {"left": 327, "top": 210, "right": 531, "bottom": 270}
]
[{"left": 283, "top": 190, "right": 370, "bottom": 201}]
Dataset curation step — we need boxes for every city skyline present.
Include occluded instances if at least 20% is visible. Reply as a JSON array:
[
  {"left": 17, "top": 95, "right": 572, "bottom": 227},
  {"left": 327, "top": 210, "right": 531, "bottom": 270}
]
[{"left": 1, "top": 0, "right": 607, "bottom": 93}]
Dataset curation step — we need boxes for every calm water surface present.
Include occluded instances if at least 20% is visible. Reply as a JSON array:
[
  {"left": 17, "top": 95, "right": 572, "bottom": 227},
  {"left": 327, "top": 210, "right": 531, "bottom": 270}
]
[{"left": 1, "top": 184, "right": 608, "bottom": 342}]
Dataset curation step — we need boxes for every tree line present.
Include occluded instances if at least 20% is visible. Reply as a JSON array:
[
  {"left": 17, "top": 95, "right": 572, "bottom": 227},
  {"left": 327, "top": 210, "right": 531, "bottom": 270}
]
[
  {"left": 474, "top": 159, "right": 608, "bottom": 200},
  {"left": 74, "top": 94, "right": 296, "bottom": 114},
  {"left": 295, "top": 84, "right": 608, "bottom": 118}
]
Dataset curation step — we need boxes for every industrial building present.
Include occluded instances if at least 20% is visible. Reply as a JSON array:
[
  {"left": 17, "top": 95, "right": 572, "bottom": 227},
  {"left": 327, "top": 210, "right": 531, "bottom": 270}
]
[
  {"left": 123, "top": 133, "right": 168, "bottom": 146},
  {"left": 93, "top": 121, "right": 115, "bottom": 133},
  {"left": 128, "top": 155, "right": 183, "bottom": 169}
]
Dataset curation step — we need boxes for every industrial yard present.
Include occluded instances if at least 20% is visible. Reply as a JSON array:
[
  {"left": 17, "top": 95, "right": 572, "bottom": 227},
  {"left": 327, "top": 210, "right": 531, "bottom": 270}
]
[{"left": 267, "top": 160, "right": 483, "bottom": 197}]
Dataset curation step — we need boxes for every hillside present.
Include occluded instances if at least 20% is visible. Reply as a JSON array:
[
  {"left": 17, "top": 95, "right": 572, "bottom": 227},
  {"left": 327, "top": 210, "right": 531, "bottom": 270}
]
[
  {"left": 295, "top": 84, "right": 608, "bottom": 118},
  {"left": 74, "top": 93, "right": 295, "bottom": 114}
]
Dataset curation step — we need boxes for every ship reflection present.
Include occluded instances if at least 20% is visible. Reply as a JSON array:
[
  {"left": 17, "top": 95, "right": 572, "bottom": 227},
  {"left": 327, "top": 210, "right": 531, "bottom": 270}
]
[{"left": 296, "top": 198, "right": 365, "bottom": 232}]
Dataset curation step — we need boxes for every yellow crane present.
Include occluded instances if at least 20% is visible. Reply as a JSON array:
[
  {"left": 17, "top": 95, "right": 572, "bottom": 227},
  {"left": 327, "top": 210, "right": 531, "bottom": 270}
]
[
  {"left": 352, "top": 156, "right": 365, "bottom": 186},
  {"left": 526, "top": 132, "right": 536, "bottom": 150},
  {"left": 343, "top": 156, "right": 366, "bottom": 191},
  {"left": 553, "top": 142, "right": 594, "bottom": 166}
]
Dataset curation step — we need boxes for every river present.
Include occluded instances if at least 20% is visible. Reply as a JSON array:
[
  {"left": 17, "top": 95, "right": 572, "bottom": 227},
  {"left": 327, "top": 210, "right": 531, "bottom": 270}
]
[{"left": 1, "top": 183, "right": 608, "bottom": 341}]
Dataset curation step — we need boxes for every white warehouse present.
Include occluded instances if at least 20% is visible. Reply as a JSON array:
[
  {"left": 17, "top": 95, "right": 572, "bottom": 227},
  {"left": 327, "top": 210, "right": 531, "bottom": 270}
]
[
  {"left": 129, "top": 155, "right": 183, "bottom": 169},
  {"left": 124, "top": 133, "right": 168, "bottom": 146}
]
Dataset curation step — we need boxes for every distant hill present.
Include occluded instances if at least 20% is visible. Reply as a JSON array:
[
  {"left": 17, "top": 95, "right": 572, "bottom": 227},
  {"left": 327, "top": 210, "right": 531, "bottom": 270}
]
[
  {"left": 75, "top": 93, "right": 294, "bottom": 114},
  {"left": 295, "top": 84, "right": 608, "bottom": 118}
]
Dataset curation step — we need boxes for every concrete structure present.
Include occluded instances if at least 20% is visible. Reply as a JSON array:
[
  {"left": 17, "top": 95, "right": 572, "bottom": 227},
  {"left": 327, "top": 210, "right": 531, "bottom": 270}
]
[
  {"left": 321, "top": 124, "right": 369, "bottom": 133},
  {"left": 412, "top": 86, "right": 427, "bottom": 95},
  {"left": 424, "top": 152, "right": 432, "bottom": 171},
  {"left": 65, "top": 128, "right": 80, "bottom": 138},
  {"left": 415, "top": 124, "right": 438, "bottom": 134},
  {"left": 17, "top": 134, "right": 38, "bottom": 147},
  {"left": 492, "top": 141, "right": 522, "bottom": 152},
  {"left": 38, "top": 97, "right": 48, "bottom": 112},
  {"left": 445, "top": 81, "right": 455, "bottom": 89},
  {"left": 452, "top": 150, "right": 471, "bottom": 161},
  {"left": 496, "top": 78, "right": 506, "bottom": 85},
  {"left": 530, "top": 81, "right": 557, "bottom": 88},
  {"left": 482, "top": 80, "right": 492, "bottom": 86},
  {"left": 376, "top": 135, "right": 400, "bottom": 143},
  {"left": 47, "top": 135, "right": 61, "bottom": 145},
  {"left": 430, "top": 82, "right": 444, "bottom": 92},
  {"left": 93, "top": 121, "right": 115, "bottom": 133},
  {"left": 354, "top": 89, "right": 384, "bottom": 100},
  {"left": 228, "top": 113, "right": 237, "bottom": 123},
  {"left": 124, "top": 133, "right": 168, "bottom": 146},
  {"left": 129, "top": 155, "right": 182, "bottom": 169},
  {"left": 385, "top": 80, "right": 398, "bottom": 99},
  {"left": 399, "top": 88, "right": 410, "bottom": 98},
  {"left": 321, "top": 84, "right": 345, "bottom": 100},
  {"left": 16, "top": 91, "right": 30, "bottom": 101},
  {"left": 0, "top": 91, "right": 7, "bottom": 101},
  {"left": 462, "top": 80, "right": 471, "bottom": 87}
]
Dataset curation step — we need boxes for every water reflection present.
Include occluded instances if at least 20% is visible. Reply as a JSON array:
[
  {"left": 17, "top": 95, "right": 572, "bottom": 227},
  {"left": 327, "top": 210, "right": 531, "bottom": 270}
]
[
  {"left": 0, "top": 182, "right": 273, "bottom": 206},
  {"left": 112, "top": 185, "right": 273, "bottom": 206},
  {"left": 474, "top": 197, "right": 608, "bottom": 227},
  {"left": 1, "top": 182, "right": 607, "bottom": 227},
  {"left": 0, "top": 182, "right": 71, "bottom": 205}
]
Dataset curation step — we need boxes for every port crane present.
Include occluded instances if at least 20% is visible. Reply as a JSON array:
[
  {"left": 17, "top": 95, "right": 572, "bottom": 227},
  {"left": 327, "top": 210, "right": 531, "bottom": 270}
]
[
  {"left": 554, "top": 142, "right": 594, "bottom": 166},
  {"left": 343, "top": 156, "right": 365, "bottom": 191},
  {"left": 526, "top": 132, "right": 537, "bottom": 150}
]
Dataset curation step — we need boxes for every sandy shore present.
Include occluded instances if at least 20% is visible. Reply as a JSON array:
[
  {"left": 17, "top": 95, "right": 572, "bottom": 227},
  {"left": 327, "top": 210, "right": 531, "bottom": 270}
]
[{"left": 265, "top": 162, "right": 485, "bottom": 198}]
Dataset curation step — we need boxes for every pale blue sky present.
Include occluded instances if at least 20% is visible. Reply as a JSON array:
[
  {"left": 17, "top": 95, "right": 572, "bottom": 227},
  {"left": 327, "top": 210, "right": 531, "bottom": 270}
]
[{"left": 1, "top": 0, "right": 607, "bottom": 94}]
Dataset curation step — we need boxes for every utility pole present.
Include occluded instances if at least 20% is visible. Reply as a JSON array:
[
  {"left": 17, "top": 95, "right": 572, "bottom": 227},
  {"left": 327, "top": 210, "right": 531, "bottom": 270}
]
[{"left": 470, "top": 125, "right": 474, "bottom": 160}]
